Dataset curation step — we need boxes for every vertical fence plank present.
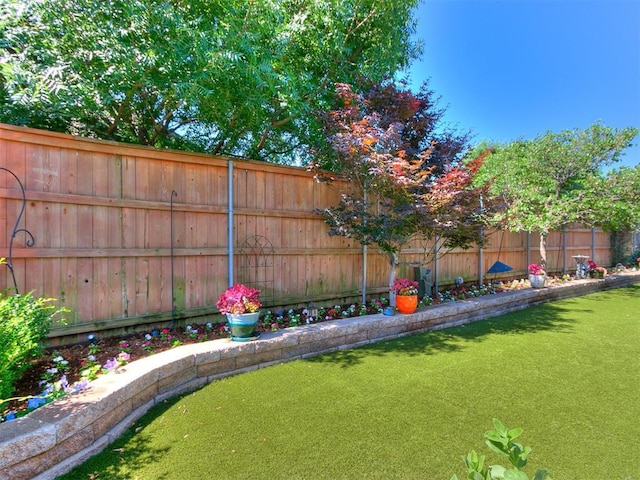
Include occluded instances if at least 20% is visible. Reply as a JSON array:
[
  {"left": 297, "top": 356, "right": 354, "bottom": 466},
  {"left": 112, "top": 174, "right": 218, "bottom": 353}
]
[
  {"left": 59, "top": 148, "right": 79, "bottom": 314},
  {"left": 135, "top": 257, "right": 150, "bottom": 316}
]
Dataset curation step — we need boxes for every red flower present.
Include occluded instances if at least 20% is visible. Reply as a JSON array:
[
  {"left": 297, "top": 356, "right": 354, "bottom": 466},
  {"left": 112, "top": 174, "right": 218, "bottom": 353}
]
[
  {"left": 391, "top": 278, "right": 419, "bottom": 296},
  {"left": 216, "top": 284, "right": 262, "bottom": 315},
  {"left": 528, "top": 264, "right": 545, "bottom": 275}
]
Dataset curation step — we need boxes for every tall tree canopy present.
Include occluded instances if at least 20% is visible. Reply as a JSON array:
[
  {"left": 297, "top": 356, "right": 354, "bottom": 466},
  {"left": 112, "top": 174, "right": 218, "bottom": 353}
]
[
  {"left": 313, "top": 81, "right": 487, "bottom": 293},
  {"left": 0, "top": 0, "right": 420, "bottom": 163},
  {"left": 472, "top": 123, "right": 639, "bottom": 265},
  {"left": 313, "top": 78, "right": 470, "bottom": 174}
]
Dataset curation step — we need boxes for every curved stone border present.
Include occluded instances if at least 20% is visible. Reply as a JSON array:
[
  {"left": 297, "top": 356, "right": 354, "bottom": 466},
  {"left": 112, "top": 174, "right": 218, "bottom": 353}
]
[{"left": 1, "top": 274, "right": 638, "bottom": 480}]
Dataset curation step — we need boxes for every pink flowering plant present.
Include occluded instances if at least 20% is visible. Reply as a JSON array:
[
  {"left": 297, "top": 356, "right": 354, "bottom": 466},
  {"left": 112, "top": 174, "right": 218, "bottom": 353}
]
[
  {"left": 528, "top": 263, "right": 545, "bottom": 275},
  {"left": 216, "top": 284, "right": 261, "bottom": 315},
  {"left": 391, "top": 278, "right": 419, "bottom": 296},
  {"left": 587, "top": 260, "right": 607, "bottom": 278}
]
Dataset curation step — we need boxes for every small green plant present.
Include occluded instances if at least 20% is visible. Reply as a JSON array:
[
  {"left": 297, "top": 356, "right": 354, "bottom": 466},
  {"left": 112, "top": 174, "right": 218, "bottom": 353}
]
[
  {"left": 141, "top": 333, "right": 155, "bottom": 353},
  {"left": 451, "top": 418, "right": 552, "bottom": 480},
  {"left": 0, "top": 288, "right": 67, "bottom": 401},
  {"left": 40, "top": 366, "right": 72, "bottom": 403},
  {"left": 288, "top": 310, "right": 300, "bottom": 326},
  {"left": 160, "top": 328, "right": 172, "bottom": 342},
  {"left": 185, "top": 325, "right": 207, "bottom": 342},
  {"left": 79, "top": 339, "right": 101, "bottom": 381},
  {"left": 39, "top": 352, "right": 70, "bottom": 385},
  {"left": 118, "top": 340, "right": 131, "bottom": 353}
]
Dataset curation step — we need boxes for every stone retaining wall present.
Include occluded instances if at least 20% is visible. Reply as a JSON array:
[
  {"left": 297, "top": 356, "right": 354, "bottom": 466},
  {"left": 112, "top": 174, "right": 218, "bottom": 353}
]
[{"left": 1, "top": 274, "right": 638, "bottom": 480}]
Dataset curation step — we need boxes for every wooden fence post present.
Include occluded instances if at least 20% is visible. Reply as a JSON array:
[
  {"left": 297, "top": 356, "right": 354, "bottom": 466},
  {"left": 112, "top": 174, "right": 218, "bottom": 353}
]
[{"left": 227, "top": 160, "right": 234, "bottom": 287}]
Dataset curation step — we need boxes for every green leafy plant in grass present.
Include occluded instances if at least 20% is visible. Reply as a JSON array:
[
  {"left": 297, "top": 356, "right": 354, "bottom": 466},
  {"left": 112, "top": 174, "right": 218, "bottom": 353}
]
[
  {"left": 0, "top": 288, "right": 67, "bottom": 405},
  {"left": 451, "top": 418, "right": 552, "bottom": 480}
]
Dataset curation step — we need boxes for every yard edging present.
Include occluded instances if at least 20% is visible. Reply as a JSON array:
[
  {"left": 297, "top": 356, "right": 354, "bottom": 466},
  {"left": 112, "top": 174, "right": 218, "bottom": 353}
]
[{"left": 1, "top": 274, "right": 638, "bottom": 480}]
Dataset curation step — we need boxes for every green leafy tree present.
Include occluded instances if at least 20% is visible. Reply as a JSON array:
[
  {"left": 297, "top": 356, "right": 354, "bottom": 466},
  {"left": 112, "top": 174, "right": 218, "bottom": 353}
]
[
  {"left": 583, "top": 165, "right": 640, "bottom": 232},
  {"left": 473, "top": 123, "right": 638, "bottom": 265},
  {"left": 0, "top": 0, "right": 420, "bottom": 163}
]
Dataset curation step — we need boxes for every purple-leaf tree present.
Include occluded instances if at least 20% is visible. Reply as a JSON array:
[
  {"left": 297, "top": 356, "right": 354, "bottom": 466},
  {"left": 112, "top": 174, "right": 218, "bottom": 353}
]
[{"left": 312, "top": 80, "right": 488, "bottom": 301}]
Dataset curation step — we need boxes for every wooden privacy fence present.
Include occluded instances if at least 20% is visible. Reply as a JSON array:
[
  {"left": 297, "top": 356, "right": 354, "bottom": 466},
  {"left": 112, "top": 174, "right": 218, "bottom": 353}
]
[{"left": 0, "top": 124, "right": 612, "bottom": 342}]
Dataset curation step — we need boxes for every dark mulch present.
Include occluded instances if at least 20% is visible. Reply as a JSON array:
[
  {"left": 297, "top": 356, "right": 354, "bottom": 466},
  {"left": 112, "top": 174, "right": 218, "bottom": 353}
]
[
  {"left": 3, "top": 301, "right": 386, "bottom": 418},
  {"left": 5, "top": 321, "right": 230, "bottom": 416}
]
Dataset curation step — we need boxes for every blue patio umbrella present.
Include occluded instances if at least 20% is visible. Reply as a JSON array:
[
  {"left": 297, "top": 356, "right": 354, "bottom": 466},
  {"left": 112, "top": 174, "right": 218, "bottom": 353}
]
[{"left": 487, "top": 261, "right": 513, "bottom": 274}]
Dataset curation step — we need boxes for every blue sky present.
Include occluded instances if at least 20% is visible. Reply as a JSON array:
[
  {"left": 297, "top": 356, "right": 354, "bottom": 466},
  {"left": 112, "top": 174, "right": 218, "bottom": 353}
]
[{"left": 407, "top": 0, "right": 640, "bottom": 168}]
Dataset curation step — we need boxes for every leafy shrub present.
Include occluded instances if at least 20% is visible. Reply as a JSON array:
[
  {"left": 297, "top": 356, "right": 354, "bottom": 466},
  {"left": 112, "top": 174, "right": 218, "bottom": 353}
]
[
  {"left": 0, "top": 290, "right": 66, "bottom": 401},
  {"left": 451, "top": 418, "right": 552, "bottom": 480}
]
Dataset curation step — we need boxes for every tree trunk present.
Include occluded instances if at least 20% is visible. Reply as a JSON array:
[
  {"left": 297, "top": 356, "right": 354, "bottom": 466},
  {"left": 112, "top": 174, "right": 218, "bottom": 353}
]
[
  {"left": 388, "top": 251, "right": 399, "bottom": 306},
  {"left": 539, "top": 232, "right": 547, "bottom": 266},
  {"left": 610, "top": 230, "right": 633, "bottom": 264}
]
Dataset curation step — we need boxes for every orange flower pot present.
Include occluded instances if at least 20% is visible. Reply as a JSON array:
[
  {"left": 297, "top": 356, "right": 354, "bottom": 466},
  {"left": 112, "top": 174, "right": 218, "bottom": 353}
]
[{"left": 396, "top": 295, "right": 418, "bottom": 314}]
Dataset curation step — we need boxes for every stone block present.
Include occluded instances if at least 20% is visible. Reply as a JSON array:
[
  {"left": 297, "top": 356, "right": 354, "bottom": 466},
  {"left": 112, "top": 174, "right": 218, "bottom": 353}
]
[
  {"left": 157, "top": 366, "right": 197, "bottom": 395},
  {"left": 192, "top": 348, "right": 222, "bottom": 366},
  {"left": 156, "top": 377, "right": 209, "bottom": 404},
  {"left": 155, "top": 352, "right": 196, "bottom": 381},
  {"left": 106, "top": 401, "right": 154, "bottom": 444},
  {"left": 219, "top": 341, "right": 256, "bottom": 360},
  {"left": 31, "top": 435, "right": 110, "bottom": 480},
  {"left": 130, "top": 382, "right": 158, "bottom": 410},
  {"left": 4, "top": 426, "right": 93, "bottom": 480},
  {"left": 197, "top": 357, "right": 237, "bottom": 377},
  {"left": 235, "top": 348, "right": 283, "bottom": 369},
  {"left": 0, "top": 418, "right": 56, "bottom": 470},
  {"left": 91, "top": 399, "right": 133, "bottom": 439},
  {"left": 340, "top": 329, "right": 369, "bottom": 347}
]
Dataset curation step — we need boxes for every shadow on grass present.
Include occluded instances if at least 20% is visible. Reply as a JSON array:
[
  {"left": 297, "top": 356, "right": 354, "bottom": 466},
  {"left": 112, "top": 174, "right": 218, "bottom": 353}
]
[
  {"left": 308, "top": 283, "right": 640, "bottom": 368},
  {"left": 307, "top": 299, "right": 580, "bottom": 369},
  {"left": 595, "top": 281, "right": 640, "bottom": 299},
  {"left": 57, "top": 398, "right": 182, "bottom": 480}
]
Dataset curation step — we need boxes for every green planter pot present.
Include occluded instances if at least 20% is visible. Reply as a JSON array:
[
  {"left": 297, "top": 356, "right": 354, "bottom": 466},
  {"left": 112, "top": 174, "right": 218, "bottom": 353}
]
[{"left": 226, "top": 312, "right": 261, "bottom": 342}]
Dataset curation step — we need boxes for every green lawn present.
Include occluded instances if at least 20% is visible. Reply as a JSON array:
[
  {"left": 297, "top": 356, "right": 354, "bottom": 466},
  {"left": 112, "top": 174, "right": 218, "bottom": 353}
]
[{"left": 59, "top": 285, "right": 640, "bottom": 480}]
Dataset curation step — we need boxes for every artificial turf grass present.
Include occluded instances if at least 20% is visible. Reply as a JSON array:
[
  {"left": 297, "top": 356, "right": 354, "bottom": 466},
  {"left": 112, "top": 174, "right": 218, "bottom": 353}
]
[{"left": 58, "top": 285, "right": 640, "bottom": 480}]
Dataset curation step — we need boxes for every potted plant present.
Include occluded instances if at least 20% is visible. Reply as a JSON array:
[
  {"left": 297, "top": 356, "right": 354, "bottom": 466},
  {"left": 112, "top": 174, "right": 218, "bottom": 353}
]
[
  {"left": 587, "top": 261, "right": 607, "bottom": 279},
  {"left": 216, "top": 284, "right": 262, "bottom": 341},
  {"left": 391, "top": 277, "right": 419, "bottom": 314},
  {"left": 528, "top": 263, "right": 546, "bottom": 288}
]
